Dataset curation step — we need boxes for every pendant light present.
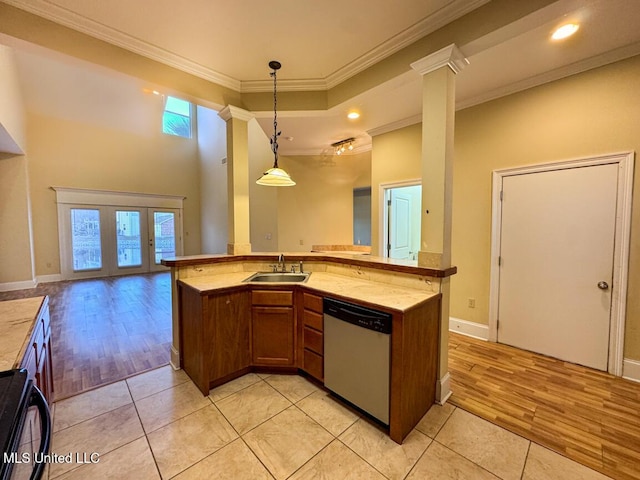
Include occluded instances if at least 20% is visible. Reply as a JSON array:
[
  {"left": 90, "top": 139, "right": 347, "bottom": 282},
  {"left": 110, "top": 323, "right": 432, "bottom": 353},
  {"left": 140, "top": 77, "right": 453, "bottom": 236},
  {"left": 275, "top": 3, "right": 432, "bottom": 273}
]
[{"left": 256, "top": 61, "right": 296, "bottom": 186}]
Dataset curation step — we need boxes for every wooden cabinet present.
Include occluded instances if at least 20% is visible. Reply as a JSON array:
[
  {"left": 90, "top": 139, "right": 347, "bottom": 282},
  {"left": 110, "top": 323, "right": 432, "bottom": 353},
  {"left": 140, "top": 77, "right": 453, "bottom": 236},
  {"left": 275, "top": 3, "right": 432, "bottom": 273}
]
[
  {"left": 251, "top": 289, "right": 295, "bottom": 366},
  {"left": 179, "top": 285, "right": 250, "bottom": 394},
  {"left": 299, "top": 292, "right": 324, "bottom": 381},
  {"left": 19, "top": 297, "right": 54, "bottom": 404}
]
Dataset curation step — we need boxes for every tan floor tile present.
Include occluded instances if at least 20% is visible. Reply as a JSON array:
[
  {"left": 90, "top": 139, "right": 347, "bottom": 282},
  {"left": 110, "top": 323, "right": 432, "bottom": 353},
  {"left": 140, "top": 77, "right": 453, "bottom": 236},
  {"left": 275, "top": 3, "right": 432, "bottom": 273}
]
[
  {"left": 172, "top": 438, "right": 272, "bottom": 480},
  {"left": 436, "top": 408, "right": 529, "bottom": 480},
  {"left": 264, "top": 374, "right": 319, "bottom": 403},
  {"left": 126, "top": 365, "right": 190, "bottom": 401},
  {"left": 296, "top": 390, "right": 359, "bottom": 436},
  {"left": 290, "top": 439, "right": 386, "bottom": 480},
  {"left": 135, "top": 380, "right": 211, "bottom": 433},
  {"left": 49, "top": 404, "right": 144, "bottom": 478},
  {"left": 523, "top": 443, "right": 613, "bottom": 480},
  {"left": 339, "top": 418, "right": 431, "bottom": 480},
  {"left": 414, "top": 403, "right": 456, "bottom": 438},
  {"left": 147, "top": 404, "right": 238, "bottom": 479},
  {"left": 209, "top": 373, "right": 262, "bottom": 402},
  {"left": 243, "top": 406, "right": 333, "bottom": 480},
  {"left": 216, "top": 381, "right": 291, "bottom": 435},
  {"left": 53, "top": 381, "right": 132, "bottom": 432},
  {"left": 406, "top": 441, "right": 500, "bottom": 479},
  {"left": 55, "top": 437, "right": 160, "bottom": 480}
]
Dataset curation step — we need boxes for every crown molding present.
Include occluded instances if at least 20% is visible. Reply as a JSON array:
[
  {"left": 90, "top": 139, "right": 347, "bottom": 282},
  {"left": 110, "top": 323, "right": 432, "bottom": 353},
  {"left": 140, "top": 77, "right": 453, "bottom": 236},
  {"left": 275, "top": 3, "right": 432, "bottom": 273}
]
[
  {"left": 218, "top": 105, "right": 254, "bottom": 122},
  {"left": 2, "top": 0, "right": 241, "bottom": 90},
  {"left": 411, "top": 43, "right": 469, "bottom": 76},
  {"left": 367, "top": 114, "right": 422, "bottom": 137},
  {"left": 3, "top": 0, "right": 487, "bottom": 93},
  {"left": 456, "top": 40, "right": 640, "bottom": 111},
  {"left": 325, "top": 0, "right": 489, "bottom": 88}
]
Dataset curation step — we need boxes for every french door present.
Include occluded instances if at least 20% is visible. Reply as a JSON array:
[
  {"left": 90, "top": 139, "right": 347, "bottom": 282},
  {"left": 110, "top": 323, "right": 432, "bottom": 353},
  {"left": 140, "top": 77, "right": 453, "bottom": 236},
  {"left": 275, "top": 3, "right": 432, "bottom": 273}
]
[{"left": 61, "top": 205, "right": 180, "bottom": 279}]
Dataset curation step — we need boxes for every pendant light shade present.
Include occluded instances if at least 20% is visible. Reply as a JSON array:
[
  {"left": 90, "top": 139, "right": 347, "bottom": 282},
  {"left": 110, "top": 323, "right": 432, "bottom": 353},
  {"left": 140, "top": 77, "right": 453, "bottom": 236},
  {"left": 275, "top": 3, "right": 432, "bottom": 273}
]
[
  {"left": 256, "top": 60, "right": 296, "bottom": 187},
  {"left": 256, "top": 167, "right": 295, "bottom": 186}
]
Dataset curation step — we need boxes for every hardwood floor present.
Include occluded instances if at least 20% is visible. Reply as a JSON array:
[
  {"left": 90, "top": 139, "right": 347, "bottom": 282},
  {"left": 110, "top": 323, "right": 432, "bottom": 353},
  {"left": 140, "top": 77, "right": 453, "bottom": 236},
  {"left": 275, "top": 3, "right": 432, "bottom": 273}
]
[
  {"left": 449, "top": 332, "right": 640, "bottom": 480},
  {"left": 0, "top": 272, "right": 172, "bottom": 401}
]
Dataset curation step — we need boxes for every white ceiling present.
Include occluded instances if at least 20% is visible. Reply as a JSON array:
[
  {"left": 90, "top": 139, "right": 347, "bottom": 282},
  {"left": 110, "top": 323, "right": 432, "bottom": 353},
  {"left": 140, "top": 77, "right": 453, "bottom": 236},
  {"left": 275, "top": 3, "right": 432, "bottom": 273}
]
[{"left": 2, "top": 0, "right": 640, "bottom": 155}]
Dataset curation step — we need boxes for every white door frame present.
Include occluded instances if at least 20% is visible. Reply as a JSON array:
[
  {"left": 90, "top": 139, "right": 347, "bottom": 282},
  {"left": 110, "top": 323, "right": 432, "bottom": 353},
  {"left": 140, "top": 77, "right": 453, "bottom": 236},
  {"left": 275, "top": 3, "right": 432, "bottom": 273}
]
[
  {"left": 379, "top": 179, "right": 421, "bottom": 257},
  {"left": 488, "top": 152, "right": 634, "bottom": 376}
]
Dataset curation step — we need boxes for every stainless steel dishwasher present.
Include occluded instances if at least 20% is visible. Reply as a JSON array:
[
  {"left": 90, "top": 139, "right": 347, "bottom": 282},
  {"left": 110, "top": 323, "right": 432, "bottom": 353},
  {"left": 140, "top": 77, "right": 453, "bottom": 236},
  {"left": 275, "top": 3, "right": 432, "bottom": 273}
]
[{"left": 323, "top": 297, "right": 392, "bottom": 425}]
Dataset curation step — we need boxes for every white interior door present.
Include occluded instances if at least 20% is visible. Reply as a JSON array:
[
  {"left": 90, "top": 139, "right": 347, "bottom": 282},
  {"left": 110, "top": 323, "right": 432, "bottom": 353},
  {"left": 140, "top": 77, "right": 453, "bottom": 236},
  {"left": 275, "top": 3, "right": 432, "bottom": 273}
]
[
  {"left": 389, "top": 190, "right": 412, "bottom": 259},
  {"left": 148, "top": 208, "right": 181, "bottom": 271},
  {"left": 497, "top": 164, "right": 618, "bottom": 371}
]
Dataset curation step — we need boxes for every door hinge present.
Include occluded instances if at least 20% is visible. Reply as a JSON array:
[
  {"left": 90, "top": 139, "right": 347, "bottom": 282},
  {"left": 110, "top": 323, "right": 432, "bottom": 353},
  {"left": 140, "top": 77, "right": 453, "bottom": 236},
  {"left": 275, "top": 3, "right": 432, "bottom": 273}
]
[
  {"left": 500, "top": 190, "right": 504, "bottom": 201},
  {"left": 498, "top": 256, "right": 502, "bottom": 266},
  {"left": 387, "top": 199, "right": 391, "bottom": 206},
  {"left": 496, "top": 318, "right": 499, "bottom": 330}
]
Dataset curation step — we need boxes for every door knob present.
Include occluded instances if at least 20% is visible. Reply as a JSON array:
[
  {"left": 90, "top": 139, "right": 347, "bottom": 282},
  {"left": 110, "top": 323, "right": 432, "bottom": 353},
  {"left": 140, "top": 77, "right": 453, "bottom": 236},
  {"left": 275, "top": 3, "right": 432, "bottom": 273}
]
[{"left": 597, "top": 281, "right": 609, "bottom": 290}]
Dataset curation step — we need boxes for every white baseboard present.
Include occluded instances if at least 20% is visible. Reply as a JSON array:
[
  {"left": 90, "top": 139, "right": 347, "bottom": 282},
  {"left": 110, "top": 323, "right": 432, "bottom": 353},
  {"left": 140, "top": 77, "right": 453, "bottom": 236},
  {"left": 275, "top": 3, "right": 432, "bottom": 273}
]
[
  {"left": 37, "top": 274, "right": 63, "bottom": 284},
  {"left": 170, "top": 346, "right": 180, "bottom": 370},
  {"left": 436, "top": 372, "right": 452, "bottom": 405},
  {"left": 623, "top": 358, "right": 640, "bottom": 383},
  {"left": 0, "top": 279, "right": 37, "bottom": 292},
  {"left": 449, "top": 317, "right": 489, "bottom": 340}
]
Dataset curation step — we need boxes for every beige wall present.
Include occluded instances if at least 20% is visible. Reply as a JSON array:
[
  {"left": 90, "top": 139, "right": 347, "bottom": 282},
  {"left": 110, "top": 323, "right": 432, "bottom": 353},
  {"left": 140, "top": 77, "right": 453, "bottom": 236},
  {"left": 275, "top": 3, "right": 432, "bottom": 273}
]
[
  {"left": 0, "top": 154, "right": 34, "bottom": 284},
  {"left": 371, "top": 56, "right": 640, "bottom": 360},
  {"left": 371, "top": 124, "right": 422, "bottom": 256},
  {"left": 27, "top": 112, "right": 202, "bottom": 276},
  {"left": 197, "top": 105, "right": 228, "bottom": 254},
  {"left": 248, "top": 119, "right": 279, "bottom": 252},
  {"left": 452, "top": 54, "right": 640, "bottom": 359},
  {"left": 276, "top": 152, "right": 371, "bottom": 252},
  {"left": 0, "top": 45, "right": 26, "bottom": 153}
]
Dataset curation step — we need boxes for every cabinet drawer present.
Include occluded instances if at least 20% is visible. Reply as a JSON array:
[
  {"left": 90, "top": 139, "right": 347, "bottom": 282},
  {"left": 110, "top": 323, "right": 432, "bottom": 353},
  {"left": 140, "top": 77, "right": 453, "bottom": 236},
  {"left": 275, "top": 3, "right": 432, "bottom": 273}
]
[
  {"left": 303, "top": 349, "right": 323, "bottom": 381},
  {"left": 252, "top": 290, "right": 293, "bottom": 306},
  {"left": 303, "top": 326, "right": 323, "bottom": 355},
  {"left": 303, "top": 310, "right": 323, "bottom": 332},
  {"left": 303, "top": 293, "right": 323, "bottom": 313}
]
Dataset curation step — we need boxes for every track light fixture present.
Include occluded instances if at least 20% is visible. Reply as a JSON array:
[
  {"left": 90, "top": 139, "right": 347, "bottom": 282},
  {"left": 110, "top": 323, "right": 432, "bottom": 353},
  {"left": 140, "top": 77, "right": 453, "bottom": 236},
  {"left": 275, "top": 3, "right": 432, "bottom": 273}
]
[{"left": 332, "top": 138, "right": 355, "bottom": 156}]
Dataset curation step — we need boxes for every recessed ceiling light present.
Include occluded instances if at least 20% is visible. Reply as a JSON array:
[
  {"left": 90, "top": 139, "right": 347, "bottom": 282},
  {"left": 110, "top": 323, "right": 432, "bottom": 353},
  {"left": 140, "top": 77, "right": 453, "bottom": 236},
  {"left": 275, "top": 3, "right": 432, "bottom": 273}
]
[
  {"left": 552, "top": 23, "right": 579, "bottom": 41},
  {"left": 347, "top": 111, "right": 360, "bottom": 120}
]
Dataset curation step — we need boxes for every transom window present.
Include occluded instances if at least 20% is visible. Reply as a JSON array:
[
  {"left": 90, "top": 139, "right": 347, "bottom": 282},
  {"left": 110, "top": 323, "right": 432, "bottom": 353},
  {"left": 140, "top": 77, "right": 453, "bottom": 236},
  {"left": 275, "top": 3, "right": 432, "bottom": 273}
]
[{"left": 163, "top": 96, "right": 192, "bottom": 138}]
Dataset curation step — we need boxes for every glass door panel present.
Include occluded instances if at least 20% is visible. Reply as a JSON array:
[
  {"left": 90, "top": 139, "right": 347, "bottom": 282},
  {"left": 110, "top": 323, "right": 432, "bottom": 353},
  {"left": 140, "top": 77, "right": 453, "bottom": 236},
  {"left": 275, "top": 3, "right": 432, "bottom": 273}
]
[
  {"left": 149, "top": 209, "right": 181, "bottom": 271},
  {"left": 116, "top": 210, "right": 142, "bottom": 268},
  {"left": 152, "top": 211, "right": 175, "bottom": 266},
  {"left": 71, "top": 208, "right": 102, "bottom": 271}
]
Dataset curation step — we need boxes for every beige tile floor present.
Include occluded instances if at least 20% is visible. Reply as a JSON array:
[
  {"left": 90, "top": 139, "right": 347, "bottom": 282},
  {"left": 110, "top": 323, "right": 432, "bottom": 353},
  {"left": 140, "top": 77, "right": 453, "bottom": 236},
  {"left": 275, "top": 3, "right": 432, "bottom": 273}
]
[{"left": 46, "top": 366, "right": 614, "bottom": 480}]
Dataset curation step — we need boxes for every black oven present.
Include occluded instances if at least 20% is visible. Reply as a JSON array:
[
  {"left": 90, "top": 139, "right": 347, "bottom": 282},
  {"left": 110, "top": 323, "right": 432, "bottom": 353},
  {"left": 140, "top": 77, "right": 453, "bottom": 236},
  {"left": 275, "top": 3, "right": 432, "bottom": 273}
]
[{"left": 0, "top": 369, "right": 51, "bottom": 480}]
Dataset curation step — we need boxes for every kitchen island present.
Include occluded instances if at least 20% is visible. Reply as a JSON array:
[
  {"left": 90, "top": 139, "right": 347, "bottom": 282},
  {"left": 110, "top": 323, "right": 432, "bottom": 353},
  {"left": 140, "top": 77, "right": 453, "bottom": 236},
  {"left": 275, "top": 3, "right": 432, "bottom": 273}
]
[{"left": 162, "top": 252, "right": 455, "bottom": 443}]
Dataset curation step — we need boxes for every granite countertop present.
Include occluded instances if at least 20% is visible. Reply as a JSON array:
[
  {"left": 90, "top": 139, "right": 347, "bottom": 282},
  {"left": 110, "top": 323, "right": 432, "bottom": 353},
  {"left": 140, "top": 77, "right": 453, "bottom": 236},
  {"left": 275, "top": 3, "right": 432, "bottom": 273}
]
[
  {"left": 178, "top": 271, "right": 438, "bottom": 312},
  {"left": 0, "top": 296, "right": 45, "bottom": 371}
]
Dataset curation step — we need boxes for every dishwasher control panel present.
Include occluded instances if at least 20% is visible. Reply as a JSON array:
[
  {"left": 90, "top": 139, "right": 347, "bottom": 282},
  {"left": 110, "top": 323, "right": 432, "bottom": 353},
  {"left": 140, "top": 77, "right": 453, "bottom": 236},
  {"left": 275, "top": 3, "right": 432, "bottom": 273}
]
[{"left": 323, "top": 297, "right": 392, "bottom": 334}]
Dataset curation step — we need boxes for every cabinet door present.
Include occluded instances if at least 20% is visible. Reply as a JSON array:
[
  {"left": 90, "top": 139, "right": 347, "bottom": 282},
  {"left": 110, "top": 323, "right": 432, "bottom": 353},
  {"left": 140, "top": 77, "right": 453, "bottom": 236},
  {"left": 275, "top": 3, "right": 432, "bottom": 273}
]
[
  {"left": 208, "top": 291, "right": 250, "bottom": 381},
  {"left": 252, "top": 306, "right": 294, "bottom": 366}
]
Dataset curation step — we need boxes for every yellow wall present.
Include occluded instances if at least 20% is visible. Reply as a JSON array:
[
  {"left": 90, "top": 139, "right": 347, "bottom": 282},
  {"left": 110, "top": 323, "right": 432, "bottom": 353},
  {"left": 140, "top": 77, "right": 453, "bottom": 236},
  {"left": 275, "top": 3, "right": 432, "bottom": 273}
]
[
  {"left": 27, "top": 112, "right": 202, "bottom": 276},
  {"left": 276, "top": 152, "right": 371, "bottom": 252},
  {"left": 370, "top": 55, "right": 640, "bottom": 360},
  {"left": 371, "top": 124, "right": 422, "bottom": 256},
  {"left": 452, "top": 54, "right": 640, "bottom": 359}
]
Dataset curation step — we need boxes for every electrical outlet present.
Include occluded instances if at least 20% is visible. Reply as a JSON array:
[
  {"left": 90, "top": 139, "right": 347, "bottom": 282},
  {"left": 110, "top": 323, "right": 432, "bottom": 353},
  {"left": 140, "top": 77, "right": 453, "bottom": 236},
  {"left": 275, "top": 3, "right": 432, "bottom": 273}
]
[
  {"left": 468, "top": 298, "right": 476, "bottom": 308},
  {"left": 299, "top": 239, "right": 304, "bottom": 245}
]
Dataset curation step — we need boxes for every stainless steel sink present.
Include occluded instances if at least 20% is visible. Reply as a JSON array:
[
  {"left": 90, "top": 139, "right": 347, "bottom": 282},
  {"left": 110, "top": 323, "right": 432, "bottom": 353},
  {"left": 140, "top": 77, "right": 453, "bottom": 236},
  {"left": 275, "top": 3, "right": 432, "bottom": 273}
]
[{"left": 243, "top": 272, "right": 311, "bottom": 283}]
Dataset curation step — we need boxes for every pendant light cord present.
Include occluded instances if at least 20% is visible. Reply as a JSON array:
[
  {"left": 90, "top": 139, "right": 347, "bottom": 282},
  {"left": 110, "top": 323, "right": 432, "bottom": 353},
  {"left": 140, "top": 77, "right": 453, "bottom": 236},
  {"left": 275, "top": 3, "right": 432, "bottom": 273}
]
[{"left": 270, "top": 64, "right": 281, "bottom": 168}]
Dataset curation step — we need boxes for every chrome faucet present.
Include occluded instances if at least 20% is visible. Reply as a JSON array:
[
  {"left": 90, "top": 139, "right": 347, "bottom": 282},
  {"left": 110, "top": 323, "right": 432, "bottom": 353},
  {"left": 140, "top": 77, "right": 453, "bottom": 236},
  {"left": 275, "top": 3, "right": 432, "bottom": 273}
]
[{"left": 278, "top": 254, "right": 285, "bottom": 272}]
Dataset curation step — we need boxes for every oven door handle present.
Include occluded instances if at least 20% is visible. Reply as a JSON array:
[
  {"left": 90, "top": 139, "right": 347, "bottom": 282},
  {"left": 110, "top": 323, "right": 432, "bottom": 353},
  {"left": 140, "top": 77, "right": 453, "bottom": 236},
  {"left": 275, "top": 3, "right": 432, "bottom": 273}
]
[{"left": 28, "top": 385, "right": 51, "bottom": 480}]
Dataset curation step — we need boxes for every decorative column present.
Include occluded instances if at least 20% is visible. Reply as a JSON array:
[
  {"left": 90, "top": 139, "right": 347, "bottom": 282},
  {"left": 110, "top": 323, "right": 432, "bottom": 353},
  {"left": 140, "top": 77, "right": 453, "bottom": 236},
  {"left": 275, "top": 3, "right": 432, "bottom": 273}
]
[
  {"left": 411, "top": 44, "right": 467, "bottom": 404},
  {"left": 218, "top": 105, "right": 253, "bottom": 255}
]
